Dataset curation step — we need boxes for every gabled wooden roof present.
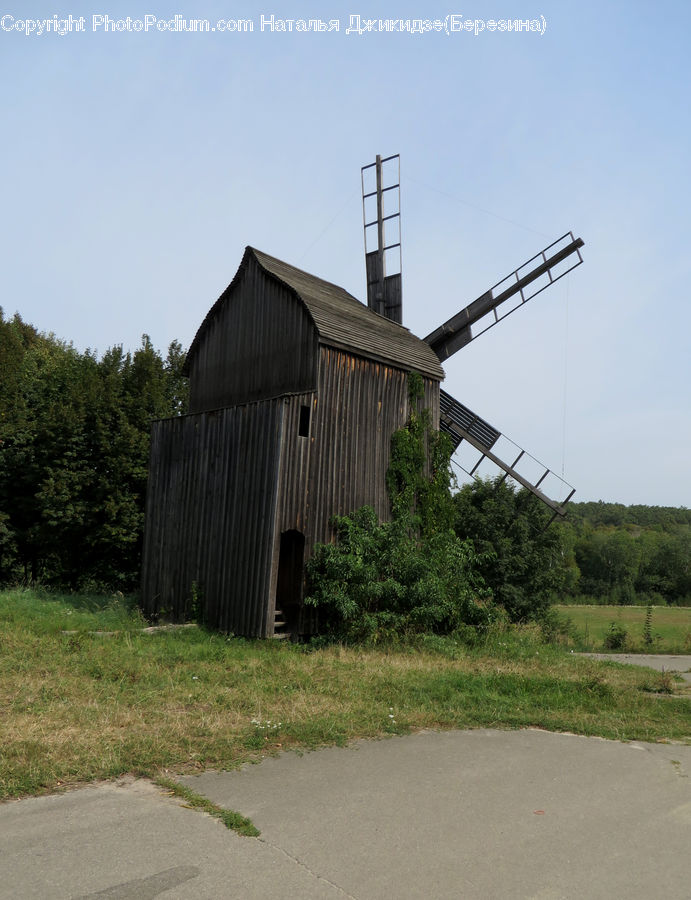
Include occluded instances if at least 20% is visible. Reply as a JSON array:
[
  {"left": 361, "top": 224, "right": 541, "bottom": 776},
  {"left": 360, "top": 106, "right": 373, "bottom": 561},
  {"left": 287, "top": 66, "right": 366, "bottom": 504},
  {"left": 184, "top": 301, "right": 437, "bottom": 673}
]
[{"left": 184, "top": 247, "right": 444, "bottom": 381}]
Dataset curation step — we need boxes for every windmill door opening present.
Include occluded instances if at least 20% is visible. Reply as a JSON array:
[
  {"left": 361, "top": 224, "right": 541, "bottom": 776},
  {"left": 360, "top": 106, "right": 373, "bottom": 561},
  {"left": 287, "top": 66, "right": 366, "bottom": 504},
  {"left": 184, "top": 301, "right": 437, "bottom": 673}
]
[{"left": 275, "top": 529, "right": 305, "bottom": 636}]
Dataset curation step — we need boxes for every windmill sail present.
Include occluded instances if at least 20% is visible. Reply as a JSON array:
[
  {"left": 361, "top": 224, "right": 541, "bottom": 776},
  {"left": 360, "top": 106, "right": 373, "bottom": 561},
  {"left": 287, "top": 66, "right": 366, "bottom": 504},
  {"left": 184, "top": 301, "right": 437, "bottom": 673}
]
[
  {"left": 360, "top": 156, "right": 583, "bottom": 518},
  {"left": 440, "top": 389, "right": 575, "bottom": 517},
  {"left": 361, "top": 154, "right": 402, "bottom": 323},
  {"left": 425, "top": 233, "right": 584, "bottom": 362}
]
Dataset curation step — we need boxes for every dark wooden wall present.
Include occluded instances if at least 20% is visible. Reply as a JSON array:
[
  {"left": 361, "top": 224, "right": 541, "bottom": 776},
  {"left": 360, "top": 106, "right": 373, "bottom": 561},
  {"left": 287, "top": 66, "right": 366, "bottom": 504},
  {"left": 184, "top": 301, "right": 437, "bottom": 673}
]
[
  {"left": 277, "top": 347, "right": 439, "bottom": 542},
  {"left": 141, "top": 349, "right": 440, "bottom": 637},
  {"left": 187, "top": 254, "right": 319, "bottom": 414},
  {"left": 141, "top": 400, "right": 287, "bottom": 636},
  {"left": 276, "top": 349, "right": 440, "bottom": 634}
]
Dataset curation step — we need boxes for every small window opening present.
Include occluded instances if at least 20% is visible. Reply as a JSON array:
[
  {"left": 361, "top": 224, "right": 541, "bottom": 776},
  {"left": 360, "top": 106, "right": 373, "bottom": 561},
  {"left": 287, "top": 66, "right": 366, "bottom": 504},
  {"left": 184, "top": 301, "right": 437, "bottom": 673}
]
[{"left": 298, "top": 405, "right": 310, "bottom": 437}]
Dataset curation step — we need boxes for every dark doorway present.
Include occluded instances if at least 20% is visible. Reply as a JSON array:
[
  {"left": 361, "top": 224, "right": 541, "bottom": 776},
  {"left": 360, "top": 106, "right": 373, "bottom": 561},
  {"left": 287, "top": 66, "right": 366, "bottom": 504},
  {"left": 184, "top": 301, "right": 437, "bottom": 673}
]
[{"left": 276, "top": 529, "right": 305, "bottom": 635}]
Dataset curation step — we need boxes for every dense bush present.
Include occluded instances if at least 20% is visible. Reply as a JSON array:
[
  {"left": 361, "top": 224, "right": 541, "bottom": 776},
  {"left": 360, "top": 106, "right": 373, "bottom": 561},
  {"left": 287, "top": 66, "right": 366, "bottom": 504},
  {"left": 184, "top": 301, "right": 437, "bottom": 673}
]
[
  {"left": 305, "top": 375, "right": 496, "bottom": 642},
  {"left": 602, "top": 621, "right": 629, "bottom": 651},
  {"left": 305, "top": 506, "right": 495, "bottom": 642},
  {"left": 453, "top": 477, "right": 568, "bottom": 623}
]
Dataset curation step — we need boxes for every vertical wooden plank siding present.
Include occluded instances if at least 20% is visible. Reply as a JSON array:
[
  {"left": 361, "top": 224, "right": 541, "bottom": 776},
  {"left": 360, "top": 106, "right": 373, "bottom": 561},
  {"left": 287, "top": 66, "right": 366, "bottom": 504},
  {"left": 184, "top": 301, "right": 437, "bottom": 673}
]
[
  {"left": 276, "top": 347, "right": 440, "bottom": 553},
  {"left": 188, "top": 256, "right": 318, "bottom": 414},
  {"left": 141, "top": 400, "right": 285, "bottom": 636},
  {"left": 142, "top": 355, "right": 440, "bottom": 637},
  {"left": 270, "top": 353, "right": 439, "bottom": 635}
]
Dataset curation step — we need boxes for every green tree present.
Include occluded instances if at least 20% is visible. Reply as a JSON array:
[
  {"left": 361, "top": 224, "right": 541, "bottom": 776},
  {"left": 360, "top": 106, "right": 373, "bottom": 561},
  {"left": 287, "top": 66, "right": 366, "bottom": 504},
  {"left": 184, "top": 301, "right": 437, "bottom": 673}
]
[
  {"left": 0, "top": 314, "right": 188, "bottom": 589},
  {"left": 453, "top": 477, "right": 568, "bottom": 622},
  {"left": 636, "top": 529, "right": 691, "bottom": 604},
  {"left": 574, "top": 528, "right": 641, "bottom": 603}
]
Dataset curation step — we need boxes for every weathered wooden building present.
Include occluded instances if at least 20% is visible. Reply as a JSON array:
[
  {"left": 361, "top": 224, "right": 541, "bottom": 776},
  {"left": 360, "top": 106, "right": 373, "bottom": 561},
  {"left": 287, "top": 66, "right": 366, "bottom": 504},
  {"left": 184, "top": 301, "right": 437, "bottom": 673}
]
[{"left": 141, "top": 247, "right": 444, "bottom": 636}]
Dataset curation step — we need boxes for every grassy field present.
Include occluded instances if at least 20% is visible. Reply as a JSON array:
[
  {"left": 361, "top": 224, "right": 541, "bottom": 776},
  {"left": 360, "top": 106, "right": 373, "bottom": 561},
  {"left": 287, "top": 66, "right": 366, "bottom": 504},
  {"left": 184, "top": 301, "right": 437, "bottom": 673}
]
[
  {"left": 556, "top": 604, "right": 691, "bottom": 653},
  {"left": 1, "top": 589, "right": 690, "bottom": 802}
]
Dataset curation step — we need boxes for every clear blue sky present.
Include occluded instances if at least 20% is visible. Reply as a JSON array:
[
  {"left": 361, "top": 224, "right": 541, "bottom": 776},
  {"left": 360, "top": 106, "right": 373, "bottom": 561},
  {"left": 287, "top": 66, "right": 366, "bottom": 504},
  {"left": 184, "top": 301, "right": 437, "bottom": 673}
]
[{"left": 2, "top": 1, "right": 689, "bottom": 507}]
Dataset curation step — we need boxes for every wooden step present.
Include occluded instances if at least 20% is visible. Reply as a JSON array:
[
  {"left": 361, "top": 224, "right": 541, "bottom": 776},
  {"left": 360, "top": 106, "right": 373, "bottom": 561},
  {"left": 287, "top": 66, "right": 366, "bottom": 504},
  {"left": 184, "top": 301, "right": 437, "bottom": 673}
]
[{"left": 273, "top": 606, "right": 290, "bottom": 639}]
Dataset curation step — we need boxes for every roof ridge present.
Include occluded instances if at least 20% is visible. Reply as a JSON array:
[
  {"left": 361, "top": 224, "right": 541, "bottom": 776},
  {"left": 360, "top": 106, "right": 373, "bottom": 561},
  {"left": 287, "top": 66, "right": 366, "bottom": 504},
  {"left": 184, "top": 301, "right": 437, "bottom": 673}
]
[
  {"left": 185, "top": 248, "right": 444, "bottom": 381},
  {"left": 249, "top": 246, "right": 355, "bottom": 299},
  {"left": 249, "top": 246, "right": 419, "bottom": 336}
]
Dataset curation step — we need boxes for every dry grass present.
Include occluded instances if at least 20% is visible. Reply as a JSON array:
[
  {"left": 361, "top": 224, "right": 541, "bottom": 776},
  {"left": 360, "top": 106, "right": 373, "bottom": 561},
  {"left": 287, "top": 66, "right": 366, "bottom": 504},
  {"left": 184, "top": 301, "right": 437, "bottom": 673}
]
[{"left": 1, "top": 589, "right": 690, "bottom": 800}]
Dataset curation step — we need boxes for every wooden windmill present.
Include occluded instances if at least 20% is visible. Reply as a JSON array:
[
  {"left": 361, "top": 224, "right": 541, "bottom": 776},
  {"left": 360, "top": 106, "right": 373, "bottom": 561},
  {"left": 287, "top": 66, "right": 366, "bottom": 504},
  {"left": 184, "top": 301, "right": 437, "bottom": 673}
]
[
  {"left": 361, "top": 154, "right": 583, "bottom": 520},
  {"left": 141, "top": 155, "right": 584, "bottom": 638}
]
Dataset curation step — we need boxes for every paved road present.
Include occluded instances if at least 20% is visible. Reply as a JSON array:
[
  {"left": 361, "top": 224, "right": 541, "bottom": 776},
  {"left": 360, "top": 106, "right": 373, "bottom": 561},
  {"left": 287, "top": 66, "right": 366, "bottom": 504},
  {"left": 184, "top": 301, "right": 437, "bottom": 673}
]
[
  {"left": 579, "top": 653, "right": 691, "bottom": 684},
  {"left": 2, "top": 729, "right": 690, "bottom": 898}
]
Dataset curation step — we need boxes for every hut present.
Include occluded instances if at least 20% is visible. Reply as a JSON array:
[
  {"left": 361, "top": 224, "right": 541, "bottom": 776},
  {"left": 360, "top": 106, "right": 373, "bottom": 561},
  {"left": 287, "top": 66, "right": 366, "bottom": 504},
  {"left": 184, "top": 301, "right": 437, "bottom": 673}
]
[{"left": 141, "top": 247, "right": 444, "bottom": 637}]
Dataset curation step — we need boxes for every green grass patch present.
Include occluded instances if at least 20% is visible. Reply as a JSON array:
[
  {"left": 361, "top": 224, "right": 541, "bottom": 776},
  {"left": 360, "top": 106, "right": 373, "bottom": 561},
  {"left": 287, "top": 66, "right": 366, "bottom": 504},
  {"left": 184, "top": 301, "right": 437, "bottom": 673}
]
[
  {"left": 1, "top": 589, "right": 689, "bottom": 801},
  {"left": 556, "top": 604, "right": 691, "bottom": 653},
  {"left": 0, "top": 586, "right": 144, "bottom": 635},
  {"left": 154, "top": 776, "right": 259, "bottom": 836}
]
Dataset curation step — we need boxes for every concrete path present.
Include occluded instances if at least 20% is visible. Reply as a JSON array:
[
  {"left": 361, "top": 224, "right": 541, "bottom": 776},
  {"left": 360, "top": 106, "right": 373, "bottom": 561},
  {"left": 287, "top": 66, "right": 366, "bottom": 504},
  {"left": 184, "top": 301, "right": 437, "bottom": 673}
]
[
  {"left": 579, "top": 653, "right": 691, "bottom": 684},
  {"left": 0, "top": 777, "right": 329, "bottom": 899},
  {"left": 2, "top": 729, "right": 690, "bottom": 899}
]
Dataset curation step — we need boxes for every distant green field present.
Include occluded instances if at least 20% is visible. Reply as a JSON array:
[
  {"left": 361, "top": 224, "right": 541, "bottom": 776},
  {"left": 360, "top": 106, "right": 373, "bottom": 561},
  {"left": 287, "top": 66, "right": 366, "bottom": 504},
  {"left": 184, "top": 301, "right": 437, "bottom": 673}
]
[{"left": 556, "top": 605, "right": 691, "bottom": 654}]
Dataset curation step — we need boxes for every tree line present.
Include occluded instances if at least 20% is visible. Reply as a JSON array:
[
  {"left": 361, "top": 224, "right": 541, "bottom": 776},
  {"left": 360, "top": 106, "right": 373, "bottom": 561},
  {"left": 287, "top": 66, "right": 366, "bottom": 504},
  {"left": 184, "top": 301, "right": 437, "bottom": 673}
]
[
  {"left": 452, "top": 489, "right": 690, "bottom": 609},
  {"left": 556, "top": 502, "right": 691, "bottom": 606},
  {"left": 0, "top": 311, "right": 187, "bottom": 590},
  {"left": 1, "top": 311, "right": 688, "bottom": 613}
]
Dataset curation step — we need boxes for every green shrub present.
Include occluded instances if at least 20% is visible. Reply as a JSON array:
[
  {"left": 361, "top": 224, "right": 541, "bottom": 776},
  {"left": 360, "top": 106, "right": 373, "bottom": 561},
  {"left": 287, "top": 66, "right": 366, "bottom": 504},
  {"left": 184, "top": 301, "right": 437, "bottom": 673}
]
[
  {"left": 305, "top": 506, "right": 494, "bottom": 643},
  {"left": 642, "top": 603, "right": 654, "bottom": 648},
  {"left": 453, "top": 477, "right": 567, "bottom": 622},
  {"left": 538, "top": 607, "right": 577, "bottom": 645},
  {"left": 305, "top": 375, "right": 495, "bottom": 643},
  {"left": 603, "top": 621, "right": 628, "bottom": 651}
]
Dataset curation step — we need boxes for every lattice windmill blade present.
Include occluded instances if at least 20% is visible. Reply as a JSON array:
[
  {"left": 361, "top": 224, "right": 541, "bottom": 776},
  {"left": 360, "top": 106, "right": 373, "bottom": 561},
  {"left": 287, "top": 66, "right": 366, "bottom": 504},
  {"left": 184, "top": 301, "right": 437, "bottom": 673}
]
[
  {"left": 359, "top": 155, "right": 584, "bottom": 518},
  {"left": 361, "top": 154, "right": 402, "bottom": 323},
  {"left": 439, "top": 389, "right": 575, "bottom": 519},
  {"left": 425, "top": 233, "right": 584, "bottom": 362}
]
